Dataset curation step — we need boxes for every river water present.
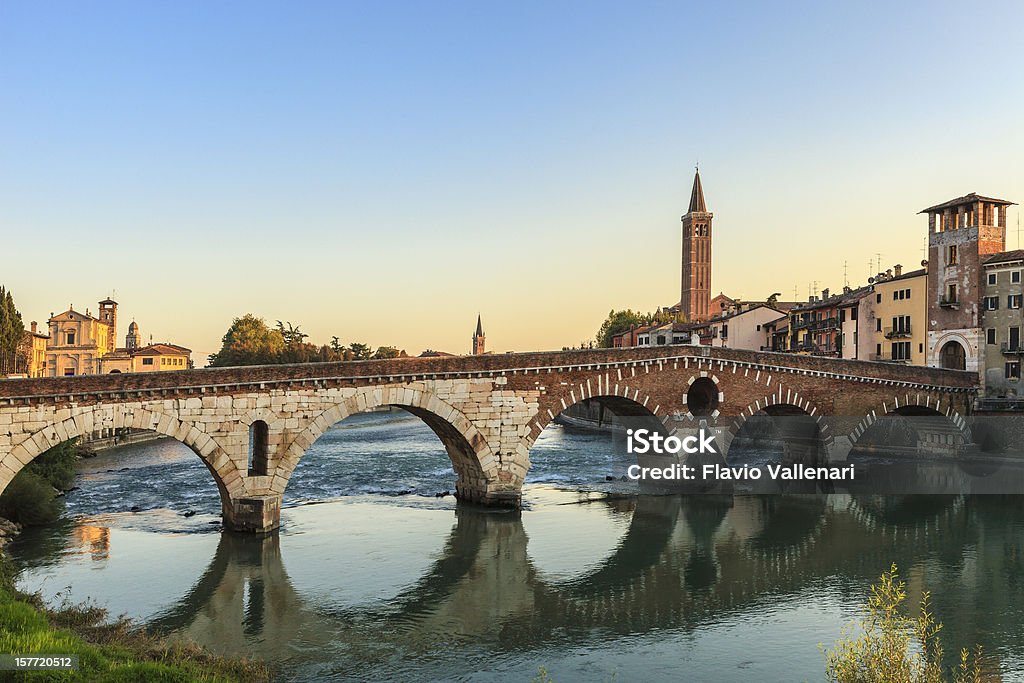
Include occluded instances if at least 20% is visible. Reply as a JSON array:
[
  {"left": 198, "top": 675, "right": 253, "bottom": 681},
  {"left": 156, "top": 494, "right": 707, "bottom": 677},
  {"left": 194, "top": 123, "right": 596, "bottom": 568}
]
[{"left": 7, "top": 410, "right": 1024, "bottom": 681}]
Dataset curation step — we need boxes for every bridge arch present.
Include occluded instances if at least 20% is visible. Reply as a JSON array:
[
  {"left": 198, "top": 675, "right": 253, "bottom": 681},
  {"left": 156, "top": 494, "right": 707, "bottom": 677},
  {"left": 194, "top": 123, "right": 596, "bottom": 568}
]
[
  {"left": 272, "top": 386, "right": 500, "bottom": 505},
  {"left": 848, "top": 393, "right": 969, "bottom": 453},
  {"left": 0, "top": 403, "right": 244, "bottom": 513}
]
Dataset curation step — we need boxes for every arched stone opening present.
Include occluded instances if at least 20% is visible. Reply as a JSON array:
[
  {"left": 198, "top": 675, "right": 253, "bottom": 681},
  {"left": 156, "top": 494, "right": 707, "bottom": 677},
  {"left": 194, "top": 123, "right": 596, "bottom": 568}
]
[
  {"left": 275, "top": 388, "right": 502, "bottom": 508},
  {"left": 0, "top": 406, "right": 241, "bottom": 529},
  {"left": 940, "top": 339, "right": 967, "bottom": 370},
  {"left": 727, "top": 403, "right": 826, "bottom": 492},
  {"left": 686, "top": 377, "right": 720, "bottom": 417}
]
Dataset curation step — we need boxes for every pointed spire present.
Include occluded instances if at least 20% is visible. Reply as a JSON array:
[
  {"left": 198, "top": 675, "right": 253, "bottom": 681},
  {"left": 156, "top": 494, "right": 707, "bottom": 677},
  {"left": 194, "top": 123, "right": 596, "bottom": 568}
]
[
  {"left": 688, "top": 167, "right": 706, "bottom": 213},
  {"left": 475, "top": 314, "right": 483, "bottom": 337}
]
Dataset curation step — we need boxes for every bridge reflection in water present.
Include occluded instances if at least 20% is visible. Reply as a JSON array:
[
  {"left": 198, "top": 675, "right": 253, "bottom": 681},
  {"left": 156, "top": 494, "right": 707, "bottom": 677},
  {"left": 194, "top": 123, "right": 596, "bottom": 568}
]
[{"left": 126, "top": 493, "right": 1024, "bottom": 679}]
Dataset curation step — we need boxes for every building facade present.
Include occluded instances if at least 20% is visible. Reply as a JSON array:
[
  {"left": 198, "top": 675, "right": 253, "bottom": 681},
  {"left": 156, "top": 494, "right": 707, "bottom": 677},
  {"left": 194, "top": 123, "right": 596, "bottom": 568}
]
[
  {"left": 923, "top": 192, "right": 1014, "bottom": 372},
  {"left": 867, "top": 266, "right": 928, "bottom": 365},
  {"left": 679, "top": 169, "right": 713, "bottom": 322},
  {"left": 14, "top": 322, "right": 49, "bottom": 377},
  {"left": 45, "top": 300, "right": 191, "bottom": 376},
  {"left": 46, "top": 305, "right": 117, "bottom": 376},
  {"left": 980, "top": 250, "right": 1024, "bottom": 399}
]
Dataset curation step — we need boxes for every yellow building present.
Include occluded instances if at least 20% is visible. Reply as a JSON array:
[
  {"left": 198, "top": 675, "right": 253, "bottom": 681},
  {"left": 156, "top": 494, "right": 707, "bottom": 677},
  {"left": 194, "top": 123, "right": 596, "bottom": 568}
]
[
  {"left": 46, "top": 300, "right": 118, "bottom": 376},
  {"left": 20, "top": 322, "right": 50, "bottom": 377},
  {"left": 868, "top": 266, "right": 929, "bottom": 365},
  {"left": 46, "top": 300, "right": 192, "bottom": 375}
]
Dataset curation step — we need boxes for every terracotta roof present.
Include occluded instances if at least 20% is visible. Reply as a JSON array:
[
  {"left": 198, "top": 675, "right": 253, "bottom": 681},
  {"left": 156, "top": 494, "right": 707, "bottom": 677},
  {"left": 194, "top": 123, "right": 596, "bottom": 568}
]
[
  {"left": 132, "top": 343, "right": 191, "bottom": 356},
  {"left": 920, "top": 193, "right": 1015, "bottom": 214},
  {"left": 984, "top": 250, "right": 1024, "bottom": 266}
]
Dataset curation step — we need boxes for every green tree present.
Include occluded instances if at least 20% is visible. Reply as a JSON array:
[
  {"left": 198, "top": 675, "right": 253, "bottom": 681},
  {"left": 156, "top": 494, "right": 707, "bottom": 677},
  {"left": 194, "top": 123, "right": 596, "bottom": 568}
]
[
  {"left": 208, "top": 315, "right": 285, "bottom": 367},
  {"left": 596, "top": 309, "right": 649, "bottom": 348},
  {"left": 372, "top": 346, "right": 403, "bottom": 359},
  {"left": 0, "top": 286, "right": 26, "bottom": 375},
  {"left": 824, "top": 563, "right": 983, "bottom": 683},
  {"left": 0, "top": 439, "right": 78, "bottom": 526},
  {"left": 348, "top": 342, "right": 372, "bottom": 360}
]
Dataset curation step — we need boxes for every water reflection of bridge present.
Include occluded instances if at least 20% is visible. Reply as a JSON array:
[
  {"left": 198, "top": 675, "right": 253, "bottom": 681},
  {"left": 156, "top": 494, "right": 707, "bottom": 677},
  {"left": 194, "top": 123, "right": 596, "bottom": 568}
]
[{"left": 148, "top": 495, "right": 1024, "bottom": 673}]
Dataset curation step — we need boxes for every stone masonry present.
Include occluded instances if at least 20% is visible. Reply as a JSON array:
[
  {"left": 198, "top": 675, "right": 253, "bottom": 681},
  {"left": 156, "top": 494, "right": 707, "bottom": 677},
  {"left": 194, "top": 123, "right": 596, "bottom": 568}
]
[{"left": 0, "top": 347, "right": 977, "bottom": 532}]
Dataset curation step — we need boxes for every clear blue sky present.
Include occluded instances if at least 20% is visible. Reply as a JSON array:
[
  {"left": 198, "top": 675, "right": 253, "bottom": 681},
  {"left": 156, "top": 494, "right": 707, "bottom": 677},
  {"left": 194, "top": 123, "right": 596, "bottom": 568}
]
[{"left": 2, "top": 1, "right": 1022, "bottom": 360}]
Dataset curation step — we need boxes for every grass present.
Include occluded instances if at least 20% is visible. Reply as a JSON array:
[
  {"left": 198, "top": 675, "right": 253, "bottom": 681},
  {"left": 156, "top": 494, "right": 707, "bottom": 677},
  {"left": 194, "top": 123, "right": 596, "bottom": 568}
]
[{"left": 0, "top": 555, "right": 270, "bottom": 682}]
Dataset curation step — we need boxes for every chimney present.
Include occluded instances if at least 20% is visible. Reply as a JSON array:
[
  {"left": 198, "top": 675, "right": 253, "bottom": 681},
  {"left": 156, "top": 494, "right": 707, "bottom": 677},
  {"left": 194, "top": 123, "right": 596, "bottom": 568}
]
[
  {"left": 822, "top": 288, "right": 830, "bottom": 299},
  {"left": 894, "top": 263, "right": 903, "bottom": 277},
  {"left": 30, "top": 321, "right": 37, "bottom": 334}
]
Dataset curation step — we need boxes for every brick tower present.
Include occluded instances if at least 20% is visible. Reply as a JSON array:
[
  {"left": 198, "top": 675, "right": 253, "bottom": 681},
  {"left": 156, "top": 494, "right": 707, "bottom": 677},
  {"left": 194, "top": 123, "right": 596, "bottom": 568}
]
[
  {"left": 680, "top": 169, "right": 713, "bottom": 322},
  {"left": 922, "top": 192, "right": 1014, "bottom": 372},
  {"left": 472, "top": 314, "right": 486, "bottom": 355}
]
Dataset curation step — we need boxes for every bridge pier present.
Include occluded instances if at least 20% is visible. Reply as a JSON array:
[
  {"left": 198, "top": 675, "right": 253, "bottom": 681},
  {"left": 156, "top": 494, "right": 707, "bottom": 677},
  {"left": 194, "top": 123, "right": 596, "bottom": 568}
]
[
  {"left": 455, "top": 475, "right": 522, "bottom": 508},
  {"left": 224, "top": 494, "right": 282, "bottom": 534}
]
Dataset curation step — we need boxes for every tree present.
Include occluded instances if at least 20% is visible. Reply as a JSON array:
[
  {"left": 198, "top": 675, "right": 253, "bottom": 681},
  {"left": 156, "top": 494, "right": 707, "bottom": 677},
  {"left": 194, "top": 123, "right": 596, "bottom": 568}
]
[
  {"left": 0, "top": 286, "right": 26, "bottom": 375},
  {"left": 824, "top": 563, "right": 983, "bottom": 683},
  {"left": 348, "top": 342, "right": 372, "bottom": 360},
  {"left": 373, "top": 346, "right": 403, "bottom": 359},
  {"left": 596, "top": 309, "right": 650, "bottom": 348},
  {"left": 208, "top": 314, "right": 285, "bottom": 367}
]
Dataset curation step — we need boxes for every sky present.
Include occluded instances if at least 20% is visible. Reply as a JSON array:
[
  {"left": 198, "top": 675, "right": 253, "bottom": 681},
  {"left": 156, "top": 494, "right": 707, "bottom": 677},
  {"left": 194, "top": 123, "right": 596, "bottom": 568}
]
[{"left": 2, "top": 1, "right": 1023, "bottom": 363}]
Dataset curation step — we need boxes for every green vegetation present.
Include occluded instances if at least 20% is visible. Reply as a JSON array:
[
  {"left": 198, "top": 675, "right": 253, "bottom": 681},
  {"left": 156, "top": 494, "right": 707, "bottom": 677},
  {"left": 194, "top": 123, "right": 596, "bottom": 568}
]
[
  {"left": 208, "top": 314, "right": 406, "bottom": 367},
  {"left": 0, "top": 285, "right": 27, "bottom": 375},
  {"left": 0, "top": 555, "right": 269, "bottom": 682},
  {"left": 823, "top": 563, "right": 984, "bottom": 683},
  {"left": 595, "top": 308, "right": 687, "bottom": 348},
  {"left": 0, "top": 440, "right": 78, "bottom": 527}
]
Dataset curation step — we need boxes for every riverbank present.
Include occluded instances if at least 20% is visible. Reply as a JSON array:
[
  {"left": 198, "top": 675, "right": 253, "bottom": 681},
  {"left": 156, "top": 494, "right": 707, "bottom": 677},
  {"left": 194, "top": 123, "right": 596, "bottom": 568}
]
[{"left": 0, "top": 553, "right": 270, "bottom": 682}]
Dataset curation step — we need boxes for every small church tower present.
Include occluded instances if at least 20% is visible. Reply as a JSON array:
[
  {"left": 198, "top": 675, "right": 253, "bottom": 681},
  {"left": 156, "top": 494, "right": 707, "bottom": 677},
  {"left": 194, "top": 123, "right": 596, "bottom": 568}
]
[
  {"left": 680, "top": 169, "right": 713, "bottom": 322},
  {"left": 98, "top": 298, "right": 118, "bottom": 353},
  {"left": 126, "top": 321, "right": 141, "bottom": 350},
  {"left": 472, "top": 315, "right": 486, "bottom": 355}
]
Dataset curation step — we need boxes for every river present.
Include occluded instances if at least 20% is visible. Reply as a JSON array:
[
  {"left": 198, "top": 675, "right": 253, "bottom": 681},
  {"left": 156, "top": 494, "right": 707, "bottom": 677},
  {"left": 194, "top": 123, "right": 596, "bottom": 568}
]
[{"left": 6, "top": 410, "right": 1024, "bottom": 681}]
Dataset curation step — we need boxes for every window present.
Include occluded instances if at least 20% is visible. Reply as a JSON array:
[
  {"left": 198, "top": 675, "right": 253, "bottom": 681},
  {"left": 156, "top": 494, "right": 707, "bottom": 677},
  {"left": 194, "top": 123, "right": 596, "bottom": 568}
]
[
  {"left": 891, "top": 315, "right": 911, "bottom": 334},
  {"left": 988, "top": 328, "right": 997, "bottom": 345},
  {"left": 876, "top": 343, "right": 882, "bottom": 356},
  {"left": 1006, "top": 361, "right": 1021, "bottom": 380},
  {"left": 947, "top": 283, "right": 958, "bottom": 303},
  {"left": 892, "top": 341, "right": 911, "bottom": 360},
  {"left": 66, "top": 332, "right": 75, "bottom": 345},
  {"left": 63, "top": 369, "right": 75, "bottom": 376},
  {"left": 248, "top": 420, "right": 269, "bottom": 476},
  {"left": 1014, "top": 271, "right": 1022, "bottom": 284},
  {"left": 893, "top": 291, "right": 899, "bottom": 301},
  {"left": 984, "top": 296, "right": 1000, "bottom": 311},
  {"left": 656, "top": 335, "right": 666, "bottom": 345},
  {"left": 876, "top": 319, "right": 882, "bottom": 332},
  {"left": 142, "top": 357, "right": 153, "bottom": 366},
  {"left": 904, "top": 289, "right": 911, "bottom": 299},
  {"left": 1010, "top": 295, "right": 1022, "bottom": 309},
  {"left": 851, "top": 307, "right": 858, "bottom": 321},
  {"left": 947, "top": 244, "right": 958, "bottom": 265},
  {"left": 1011, "top": 327, "right": 1021, "bottom": 351},
  {"left": 876, "top": 293, "right": 882, "bottom": 304},
  {"left": 989, "top": 273, "right": 998, "bottom": 286},
  {"left": 756, "top": 324, "right": 761, "bottom": 331}
]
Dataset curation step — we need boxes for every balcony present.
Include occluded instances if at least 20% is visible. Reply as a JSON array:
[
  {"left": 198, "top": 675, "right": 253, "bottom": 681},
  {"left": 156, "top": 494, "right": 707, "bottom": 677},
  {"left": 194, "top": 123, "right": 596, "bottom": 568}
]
[
  {"left": 697, "top": 328, "right": 717, "bottom": 340},
  {"left": 809, "top": 317, "right": 840, "bottom": 331},
  {"left": 938, "top": 296, "right": 959, "bottom": 309},
  {"left": 884, "top": 325, "right": 912, "bottom": 339},
  {"left": 1001, "top": 343, "right": 1024, "bottom": 355}
]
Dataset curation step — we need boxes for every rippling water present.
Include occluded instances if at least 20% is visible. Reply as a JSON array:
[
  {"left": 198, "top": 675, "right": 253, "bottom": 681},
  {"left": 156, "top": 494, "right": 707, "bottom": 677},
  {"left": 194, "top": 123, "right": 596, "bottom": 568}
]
[{"left": 8, "top": 410, "right": 1024, "bottom": 681}]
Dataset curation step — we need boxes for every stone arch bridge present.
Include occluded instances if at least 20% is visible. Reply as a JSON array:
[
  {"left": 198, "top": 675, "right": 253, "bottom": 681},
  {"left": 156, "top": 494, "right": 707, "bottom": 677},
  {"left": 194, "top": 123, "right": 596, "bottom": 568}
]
[{"left": 0, "top": 347, "right": 976, "bottom": 531}]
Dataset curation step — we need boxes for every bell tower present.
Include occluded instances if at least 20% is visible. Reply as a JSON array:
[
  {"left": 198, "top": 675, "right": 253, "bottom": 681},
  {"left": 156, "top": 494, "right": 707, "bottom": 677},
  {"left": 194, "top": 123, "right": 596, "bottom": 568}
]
[
  {"left": 680, "top": 168, "right": 713, "bottom": 322},
  {"left": 472, "top": 314, "right": 486, "bottom": 355}
]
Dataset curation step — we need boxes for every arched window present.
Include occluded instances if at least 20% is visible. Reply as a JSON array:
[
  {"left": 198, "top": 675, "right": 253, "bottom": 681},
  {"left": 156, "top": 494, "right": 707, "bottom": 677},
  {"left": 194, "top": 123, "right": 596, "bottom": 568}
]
[{"left": 248, "top": 420, "right": 269, "bottom": 476}]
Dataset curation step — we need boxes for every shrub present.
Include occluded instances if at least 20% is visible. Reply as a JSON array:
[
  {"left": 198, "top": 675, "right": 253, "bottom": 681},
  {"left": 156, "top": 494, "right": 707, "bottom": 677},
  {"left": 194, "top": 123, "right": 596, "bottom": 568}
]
[
  {"left": 0, "top": 470, "right": 60, "bottom": 526},
  {"left": 824, "top": 563, "right": 984, "bottom": 683}
]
